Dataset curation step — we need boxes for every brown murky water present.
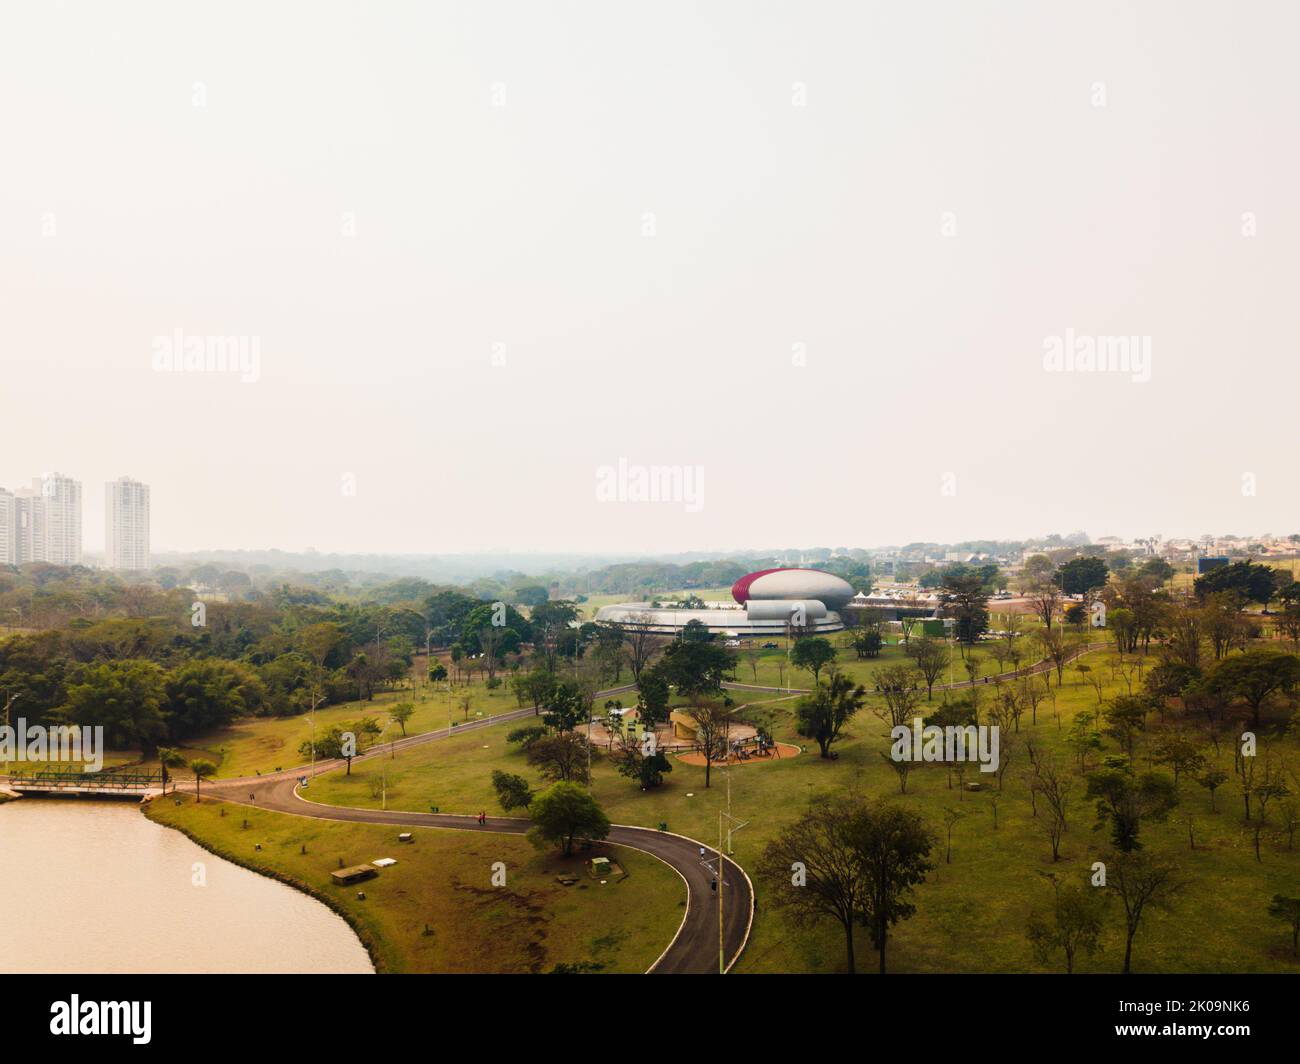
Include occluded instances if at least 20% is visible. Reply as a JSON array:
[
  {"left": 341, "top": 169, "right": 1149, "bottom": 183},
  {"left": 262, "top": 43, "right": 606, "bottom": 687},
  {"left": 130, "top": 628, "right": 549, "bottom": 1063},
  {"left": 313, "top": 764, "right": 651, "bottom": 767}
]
[{"left": 0, "top": 799, "right": 373, "bottom": 974}]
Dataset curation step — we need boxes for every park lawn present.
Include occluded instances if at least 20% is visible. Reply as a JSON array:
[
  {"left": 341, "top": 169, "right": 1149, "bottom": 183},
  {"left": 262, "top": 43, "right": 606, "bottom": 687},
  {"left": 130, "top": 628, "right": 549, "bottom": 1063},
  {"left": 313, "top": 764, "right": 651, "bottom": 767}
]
[
  {"left": 308, "top": 644, "right": 1300, "bottom": 974},
  {"left": 170, "top": 679, "right": 531, "bottom": 779},
  {"left": 146, "top": 795, "right": 684, "bottom": 974},
  {"left": 731, "top": 638, "right": 1010, "bottom": 694},
  {"left": 578, "top": 586, "right": 738, "bottom": 621}
]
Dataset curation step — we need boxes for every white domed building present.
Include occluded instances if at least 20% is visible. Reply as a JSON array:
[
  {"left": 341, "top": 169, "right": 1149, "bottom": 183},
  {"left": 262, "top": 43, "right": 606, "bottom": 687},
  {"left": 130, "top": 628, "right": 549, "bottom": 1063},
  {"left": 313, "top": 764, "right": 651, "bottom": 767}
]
[{"left": 594, "top": 567, "right": 853, "bottom": 638}]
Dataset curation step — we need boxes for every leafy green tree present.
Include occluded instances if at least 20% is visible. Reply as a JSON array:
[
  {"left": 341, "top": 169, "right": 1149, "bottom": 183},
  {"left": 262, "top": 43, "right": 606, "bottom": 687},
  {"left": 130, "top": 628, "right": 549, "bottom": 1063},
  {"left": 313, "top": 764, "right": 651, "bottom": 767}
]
[
  {"left": 679, "top": 618, "right": 713, "bottom": 643},
  {"left": 390, "top": 701, "right": 415, "bottom": 736},
  {"left": 1196, "top": 766, "right": 1229, "bottom": 812},
  {"left": 541, "top": 681, "right": 586, "bottom": 733},
  {"left": 1055, "top": 556, "right": 1109, "bottom": 598},
  {"left": 795, "top": 672, "right": 866, "bottom": 758},
  {"left": 791, "top": 637, "right": 836, "bottom": 684},
  {"left": 635, "top": 666, "right": 671, "bottom": 728},
  {"left": 1026, "top": 880, "right": 1106, "bottom": 973},
  {"left": 527, "top": 780, "right": 610, "bottom": 856},
  {"left": 1194, "top": 560, "right": 1284, "bottom": 607},
  {"left": 164, "top": 658, "right": 266, "bottom": 738},
  {"left": 1086, "top": 765, "right": 1178, "bottom": 851},
  {"left": 491, "top": 769, "right": 535, "bottom": 811},
  {"left": 614, "top": 735, "right": 672, "bottom": 789},
  {"left": 1267, "top": 895, "right": 1300, "bottom": 957},
  {"left": 657, "top": 639, "right": 734, "bottom": 706},
  {"left": 852, "top": 801, "right": 936, "bottom": 974},
  {"left": 526, "top": 731, "right": 591, "bottom": 784},
  {"left": 1206, "top": 648, "right": 1300, "bottom": 729},
  {"left": 59, "top": 659, "right": 168, "bottom": 754},
  {"left": 458, "top": 602, "right": 527, "bottom": 656},
  {"left": 513, "top": 585, "right": 550, "bottom": 608},
  {"left": 938, "top": 566, "right": 992, "bottom": 645},
  {"left": 1136, "top": 558, "right": 1174, "bottom": 585},
  {"left": 1101, "top": 695, "right": 1150, "bottom": 756},
  {"left": 1150, "top": 731, "right": 1205, "bottom": 787}
]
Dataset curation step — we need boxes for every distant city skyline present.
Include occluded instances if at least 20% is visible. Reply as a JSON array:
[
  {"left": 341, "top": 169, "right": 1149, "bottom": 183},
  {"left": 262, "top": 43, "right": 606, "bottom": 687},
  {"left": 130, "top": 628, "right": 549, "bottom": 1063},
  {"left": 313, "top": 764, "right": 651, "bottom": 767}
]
[
  {"left": 0, "top": 472, "right": 152, "bottom": 568},
  {"left": 3, "top": 4, "right": 1298, "bottom": 555},
  {"left": 4, "top": 462, "right": 1297, "bottom": 562}
]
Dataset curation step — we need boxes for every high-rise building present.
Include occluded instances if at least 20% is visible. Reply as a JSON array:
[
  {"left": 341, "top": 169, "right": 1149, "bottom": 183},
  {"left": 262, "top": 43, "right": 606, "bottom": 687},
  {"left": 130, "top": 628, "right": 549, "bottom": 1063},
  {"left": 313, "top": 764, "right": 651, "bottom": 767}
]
[
  {"left": 14, "top": 487, "right": 45, "bottom": 563},
  {"left": 0, "top": 487, "right": 14, "bottom": 566},
  {"left": 34, "top": 473, "right": 82, "bottom": 566},
  {"left": 2, "top": 474, "right": 83, "bottom": 566},
  {"left": 106, "top": 476, "right": 150, "bottom": 571}
]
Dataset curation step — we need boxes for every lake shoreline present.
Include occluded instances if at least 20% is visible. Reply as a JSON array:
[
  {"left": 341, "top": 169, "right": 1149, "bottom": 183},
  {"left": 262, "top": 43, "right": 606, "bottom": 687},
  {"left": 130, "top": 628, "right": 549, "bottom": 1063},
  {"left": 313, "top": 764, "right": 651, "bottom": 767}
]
[{"left": 141, "top": 797, "right": 380, "bottom": 973}]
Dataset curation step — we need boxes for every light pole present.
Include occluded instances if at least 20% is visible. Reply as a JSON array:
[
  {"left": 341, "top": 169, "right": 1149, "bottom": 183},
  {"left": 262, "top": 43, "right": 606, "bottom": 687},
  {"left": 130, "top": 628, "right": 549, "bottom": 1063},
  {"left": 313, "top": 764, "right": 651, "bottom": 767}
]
[
  {"left": 304, "top": 708, "right": 317, "bottom": 780},
  {"left": 379, "top": 715, "right": 392, "bottom": 810},
  {"left": 1, "top": 692, "right": 18, "bottom": 777}
]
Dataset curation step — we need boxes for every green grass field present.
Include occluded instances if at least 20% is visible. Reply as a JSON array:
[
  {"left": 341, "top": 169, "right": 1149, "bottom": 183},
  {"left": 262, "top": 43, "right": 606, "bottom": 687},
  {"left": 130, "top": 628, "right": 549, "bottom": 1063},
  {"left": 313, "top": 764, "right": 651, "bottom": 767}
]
[
  {"left": 147, "top": 796, "right": 684, "bottom": 974},
  {"left": 160, "top": 677, "right": 533, "bottom": 779},
  {"left": 303, "top": 642, "right": 1300, "bottom": 974}
]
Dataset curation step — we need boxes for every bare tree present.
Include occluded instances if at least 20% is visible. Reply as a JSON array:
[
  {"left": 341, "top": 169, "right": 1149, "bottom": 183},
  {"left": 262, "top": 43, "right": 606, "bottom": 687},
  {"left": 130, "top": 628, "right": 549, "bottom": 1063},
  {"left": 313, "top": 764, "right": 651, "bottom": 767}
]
[
  {"left": 1106, "top": 850, "right": 1182, "bottom": 974},
  {"left": 874, "top": 665, "right": 921, "bottom": 729},
  {"left": 687, "top": 699, "right": 733, "bottom": 789},
  {"left": 907, "top": 637, "right": 948, "bottom": 701},
  {"left": 756, "top": 798, "right": 868, "bottom": 973},
  {"left": 1027, "top": 576, "right": 1062, "bottom": 631},
  {"left": 941, "top": 806, "right": 968, "bottom": 862},
  {"left": 1027, "top": 742, "right": 1074, "bottom": 861},
  {"left": 621, "top": 612, "right": 663, "bottom": 682},
  {"left": 1036, "top": 626, "right": 1073, "bottom": 686}
]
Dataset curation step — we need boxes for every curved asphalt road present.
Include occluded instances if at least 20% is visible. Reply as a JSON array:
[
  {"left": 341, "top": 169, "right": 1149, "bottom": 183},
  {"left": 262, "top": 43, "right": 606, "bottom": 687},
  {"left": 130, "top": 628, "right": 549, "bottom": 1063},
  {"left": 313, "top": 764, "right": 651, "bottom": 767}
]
[
  {"left": 175, "top": 641, "right": 1110, "bottom": 974},
  {"left": 196, "top": 686, "right": 753, "bottom": 975}
]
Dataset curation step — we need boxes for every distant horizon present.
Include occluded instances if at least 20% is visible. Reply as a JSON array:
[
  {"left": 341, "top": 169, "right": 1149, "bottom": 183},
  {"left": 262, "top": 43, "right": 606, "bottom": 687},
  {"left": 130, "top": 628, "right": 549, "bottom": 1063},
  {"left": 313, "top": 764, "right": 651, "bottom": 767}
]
[{"left": 78, "top": 528, "right": 1300, "bottom": 564}]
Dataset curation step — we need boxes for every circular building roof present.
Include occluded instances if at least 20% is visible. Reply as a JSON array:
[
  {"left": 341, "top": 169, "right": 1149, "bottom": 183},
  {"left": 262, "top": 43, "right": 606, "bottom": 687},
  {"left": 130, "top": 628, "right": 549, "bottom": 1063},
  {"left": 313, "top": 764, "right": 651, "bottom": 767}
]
[{"left": 731, "top": 567, "right": 855, "bottom": 610}]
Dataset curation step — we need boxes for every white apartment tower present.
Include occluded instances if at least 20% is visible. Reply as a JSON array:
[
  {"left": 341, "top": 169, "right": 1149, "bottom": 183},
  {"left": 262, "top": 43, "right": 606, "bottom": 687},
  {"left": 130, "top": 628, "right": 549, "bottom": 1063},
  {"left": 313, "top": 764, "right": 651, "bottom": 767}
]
[
  {"left": 0, "top": 474, "right": 84, "bottom": 566},
  {"left": 35, "top": 473, "right": 82, "bottom": 566},
  {"left": 106, "top": 476, "right": 150, "bottom": 570},
  {"left": 0, "top": 488, "right": 13, "bottom": 565}
]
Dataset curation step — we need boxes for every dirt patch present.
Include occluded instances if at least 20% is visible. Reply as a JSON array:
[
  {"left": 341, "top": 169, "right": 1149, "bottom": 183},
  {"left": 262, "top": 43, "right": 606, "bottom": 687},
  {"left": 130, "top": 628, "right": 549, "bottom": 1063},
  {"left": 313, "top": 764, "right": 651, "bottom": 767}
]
[{"left": 675, "top": 742, "right": 801, "bottom": 767}]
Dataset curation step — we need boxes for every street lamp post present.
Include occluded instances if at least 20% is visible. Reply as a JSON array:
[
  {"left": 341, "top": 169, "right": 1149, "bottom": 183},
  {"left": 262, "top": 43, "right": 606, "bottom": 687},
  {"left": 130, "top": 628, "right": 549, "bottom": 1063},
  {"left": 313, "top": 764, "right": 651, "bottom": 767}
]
[
  {"left": 379, "top": 715, "right": 392, "bottom": 810},
  {"left": 1, "top": 692, "right": 19, "bottom": 777},
  {"left": 306, "top": 708, "right": 317, "bottom": 780}
]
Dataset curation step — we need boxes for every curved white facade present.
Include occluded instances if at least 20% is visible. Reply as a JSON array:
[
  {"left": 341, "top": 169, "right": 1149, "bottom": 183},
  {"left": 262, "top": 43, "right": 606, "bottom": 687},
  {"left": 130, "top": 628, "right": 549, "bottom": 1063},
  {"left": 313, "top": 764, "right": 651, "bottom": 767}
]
[
  {"left": 593, "top": 601, "right": 843, "bottom": 637},
  {"left": 595, "top": 568, "right": 853, "bottom": 637},
  {"left": 733, "top": 568, "right": 854, "bottom": 610}
]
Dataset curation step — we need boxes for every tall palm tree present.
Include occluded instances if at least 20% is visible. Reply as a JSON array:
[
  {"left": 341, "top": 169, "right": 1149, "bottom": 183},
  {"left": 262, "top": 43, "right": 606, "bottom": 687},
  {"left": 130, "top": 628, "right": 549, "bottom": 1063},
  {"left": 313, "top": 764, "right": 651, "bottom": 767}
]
[
  {"left": 189, "top": 759, "right": 217, "bottom": 803},
  {"left": 157, "top": 747, "right": 187, "bottom": 793}
]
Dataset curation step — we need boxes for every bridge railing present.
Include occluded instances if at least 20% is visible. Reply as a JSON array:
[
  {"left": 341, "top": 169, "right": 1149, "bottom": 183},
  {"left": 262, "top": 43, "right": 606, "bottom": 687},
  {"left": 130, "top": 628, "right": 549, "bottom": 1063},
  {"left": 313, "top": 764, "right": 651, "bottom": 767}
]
[{"left": 7, "top": 766, "right": 165, "bottom": 789}]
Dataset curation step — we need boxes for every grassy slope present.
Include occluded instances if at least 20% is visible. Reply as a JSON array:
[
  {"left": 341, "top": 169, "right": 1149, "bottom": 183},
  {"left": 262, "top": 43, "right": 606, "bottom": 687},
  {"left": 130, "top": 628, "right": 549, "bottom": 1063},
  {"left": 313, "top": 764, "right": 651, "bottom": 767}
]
[
  {"left": 147, "top": 796, "right": 684, "bottom": 974},
  {"left": 308, "top": 643, "right": 1300, "bottom": 974}
]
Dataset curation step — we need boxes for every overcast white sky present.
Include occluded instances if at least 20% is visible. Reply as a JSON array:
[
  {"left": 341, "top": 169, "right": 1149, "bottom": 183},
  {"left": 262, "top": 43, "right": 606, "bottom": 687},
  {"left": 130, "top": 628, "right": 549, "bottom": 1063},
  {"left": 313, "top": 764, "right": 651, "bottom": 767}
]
[{"left": 3, "top": 1, "right": 1297, "bottom": 555}]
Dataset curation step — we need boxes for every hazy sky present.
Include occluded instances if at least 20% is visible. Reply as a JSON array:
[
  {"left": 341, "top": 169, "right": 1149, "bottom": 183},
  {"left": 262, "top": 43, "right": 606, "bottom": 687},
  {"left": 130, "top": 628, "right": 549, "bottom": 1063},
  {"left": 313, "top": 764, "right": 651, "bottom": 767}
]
[{"left": 3, "top": 1, "right": 1297, "bottom": 555}]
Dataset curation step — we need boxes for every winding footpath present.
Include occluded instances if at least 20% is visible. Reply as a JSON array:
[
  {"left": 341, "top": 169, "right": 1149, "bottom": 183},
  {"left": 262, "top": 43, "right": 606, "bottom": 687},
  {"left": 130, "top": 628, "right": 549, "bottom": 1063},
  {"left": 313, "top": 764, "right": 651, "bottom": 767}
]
[
  {"left": 195, "top": 688, "right": 753, "bottom": 975},
  {"left": 176, "top": 639, "right": 1112, "bottom": 975}
]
